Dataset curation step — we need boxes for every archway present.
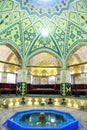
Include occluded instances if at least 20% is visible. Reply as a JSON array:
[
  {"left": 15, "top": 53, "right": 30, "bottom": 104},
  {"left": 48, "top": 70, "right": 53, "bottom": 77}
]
[
  {"left": 0, "top": 44, "right": 21, "bottom": 84},
  {"left": 68, "top": 45, "right": 87, "bottom": 85},
  {"left": 26, "top": 52, "right": 61, "bottom": 85}
]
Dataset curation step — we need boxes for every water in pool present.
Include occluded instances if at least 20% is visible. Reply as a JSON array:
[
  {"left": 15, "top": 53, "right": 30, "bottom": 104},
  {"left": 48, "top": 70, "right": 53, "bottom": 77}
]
[
  {"left": 19, "top": 112, "right": 66, "bottom": 127},
  {"left": 3, "top": 109, "right": 83, "bottom": 130}
]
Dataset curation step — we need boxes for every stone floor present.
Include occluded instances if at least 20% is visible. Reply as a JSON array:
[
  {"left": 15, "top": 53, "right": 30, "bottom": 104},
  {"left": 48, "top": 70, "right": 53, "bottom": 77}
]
[{"left": 0, "top": 105, "right": 87, "bottom": 130}]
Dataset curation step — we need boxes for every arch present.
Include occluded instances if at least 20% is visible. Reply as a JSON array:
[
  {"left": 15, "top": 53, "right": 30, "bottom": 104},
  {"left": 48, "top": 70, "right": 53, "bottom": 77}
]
[
  {"left": 66, "top": 42, "right": 87, "bottom": 74},
  {"left": 7, "top": 53, "right": 16, "bottom": 62},
  {"left": 66, "top": 41, "right": 87, "bottom": 64},
  {"left": 73, "top": 54, "right": 82, "bottom": 63},
  {"left": 26, "top": 48, "right": 62, "bottom": 66},
  {"left": 0, "top": 40, "right": 22, "bottom": 63}
]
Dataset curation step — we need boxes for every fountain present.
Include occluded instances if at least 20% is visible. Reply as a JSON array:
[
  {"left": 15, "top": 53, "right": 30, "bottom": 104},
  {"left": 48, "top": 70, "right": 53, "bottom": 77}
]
[
  {"left": 3, "top": 109, "right": 83, "bottom": 130},
  {"left": 39, "top": 112, "right": 46, "bottom": 124}
]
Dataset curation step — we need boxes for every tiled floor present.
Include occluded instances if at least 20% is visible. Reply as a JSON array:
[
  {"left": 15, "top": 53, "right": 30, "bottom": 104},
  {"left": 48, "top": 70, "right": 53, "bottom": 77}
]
[{"left": 0, "top": 106, "right": 87, "bottom": 130}]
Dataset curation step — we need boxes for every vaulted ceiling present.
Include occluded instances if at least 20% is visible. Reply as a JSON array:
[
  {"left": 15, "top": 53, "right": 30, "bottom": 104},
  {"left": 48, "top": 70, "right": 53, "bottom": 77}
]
[{"left": 0, "top": 0, "right": 87, "bottom": 68}]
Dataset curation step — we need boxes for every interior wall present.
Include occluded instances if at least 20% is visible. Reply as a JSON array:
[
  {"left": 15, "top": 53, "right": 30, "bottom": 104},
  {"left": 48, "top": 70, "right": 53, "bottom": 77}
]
[
  {"left": 69, "top": 46, "right": 87, "bottom": 84},
  {"left": 27, "top": 74, "right": 60, "bottom": 84}
]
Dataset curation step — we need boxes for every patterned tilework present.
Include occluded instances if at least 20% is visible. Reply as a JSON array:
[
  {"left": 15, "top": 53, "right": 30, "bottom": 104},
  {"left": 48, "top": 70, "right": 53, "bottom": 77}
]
[
  {"left": 34, "top": 21, "right": 43, "bottom": 33},
  {"left": 22, "top": 18, "right": 31, "bottom": 30},
  {"left": 21, "top": 82, "right": 27, "bottom": 96},
  {"left": 58, "top": 18, "right": 67, "bottom": 31},
  {"left": 78, "top": 13, "right": 87, "bottom": 31},
  {"left": 30, "top": 15, "right": 40, "bottom": 24},
  {"left": 66, "top": 83, "right": 71, "bottom": 96},
  {"left": 0, "top": 0, "right": 5, "bottom": 10},
  {"left": 0, "top": 11, "right": 21, "bottom": 32},
  {"left": 13, "top": 1, "right": 20, "bottom": 10},
  {"left": 69, "top": 1, "right": 77, "bottom": 11},
  {"left": 24, "top": 26, "right": 36, "bottom": 53},
  {"left": 12, "top": 11, "right": 20, "bottom": 23},
  {"left": 0, "top": 23, "right": 22, "bottom": 45},
  {"left": 21, "top": 11, "right": 29, "bottom": 18},
  {"left": 66, "top": 23, "right": 87, "bottom": 51},
  {"left": 61, "top": 83, "right": 71, "bottom": 96},
  {"left": 16, "top": 82, "right": 27, "bottom": 96},
  {"left": 69, "top": 12, "right": 78, "bottom": 24},
  {"left": 61, "top": 83, "right": 66, "bottom": 96},
  {"left": 64, "top": 0, "right": 87, "bottom": 57},
  {"left": 40, "top": 17, "right": 50, "bottom": 26},
  {"left": 29, "top": 35, "right": 61, "bottom": 57},
  {"left": 0, "top": 12, "right": 11, "bottom": 32},
  {"left": 53, "top": 27, "right": 66, "bottom": 54},
  {"left": 0, "top": 0, "right": 87, "bottom": 62},
  {"left": 47, "top": 22, "right": 56, "bottom": 34},
  {"left": 76, "top": 0, "right": 87, "bottom": 12},
  {"left": 0, "top": 1, "right": 29, "bottom": 32},
  {"left": 52, "top": 16, "right": 67, "bottom": 31},
  {"left": 0, "top": 0, "right": 13, "bottom": 12},
  {"left": 15, "top": 0, "right": 75, "bottom": 17}
]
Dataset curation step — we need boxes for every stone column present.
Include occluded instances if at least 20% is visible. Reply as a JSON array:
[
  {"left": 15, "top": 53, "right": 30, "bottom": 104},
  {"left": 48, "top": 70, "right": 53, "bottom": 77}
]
[
  {"left": 60, "top": 60, "right": 71, "bottom": 96},
  {"left": 17, "top": 61, "right": 27, "bottom": 96}
]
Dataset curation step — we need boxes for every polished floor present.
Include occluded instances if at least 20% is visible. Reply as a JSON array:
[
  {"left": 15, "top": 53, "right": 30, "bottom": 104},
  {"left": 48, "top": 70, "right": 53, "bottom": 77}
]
[{"left": 0, "top": 105, "right": 87, "bottom": 130}]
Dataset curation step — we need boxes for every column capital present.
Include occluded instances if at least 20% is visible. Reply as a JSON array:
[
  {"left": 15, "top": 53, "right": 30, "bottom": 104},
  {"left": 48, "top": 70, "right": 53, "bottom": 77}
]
[
  {"left": 17, "top": 60, "right": 27, "bottom": 83},
  {"left": 21, "top": 60, "right": 26, "bottom": 69},
  {"left": 61, "top": 59, "right": 68, "bottom": 70}
]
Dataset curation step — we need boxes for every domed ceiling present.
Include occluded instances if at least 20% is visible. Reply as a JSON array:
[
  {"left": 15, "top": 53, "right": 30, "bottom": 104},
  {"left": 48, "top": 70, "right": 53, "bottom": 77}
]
[
  {"left": 0, "top": 0, "right": 87, "bottom": 69},
  {"left": 15, "top": 0, "right": 75, "bottom": 17}
]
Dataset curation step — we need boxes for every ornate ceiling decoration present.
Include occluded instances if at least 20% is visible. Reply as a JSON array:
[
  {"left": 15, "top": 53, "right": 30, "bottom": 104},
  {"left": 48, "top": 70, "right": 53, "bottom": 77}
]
[
  {"left": 15, "top": 0, "right": 75, "bottom": 17},
  {"left": 0, "top": 0, "right": 87, "bottom": 64}
]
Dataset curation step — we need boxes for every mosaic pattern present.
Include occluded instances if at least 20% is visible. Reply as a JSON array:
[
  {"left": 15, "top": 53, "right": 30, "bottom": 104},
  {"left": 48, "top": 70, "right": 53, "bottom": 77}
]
[
  {"left": 21, "top": 82, "right": 26, "bottom": 96},
  {"left": 53, "top": 27, "right": 66, "bottom": 54},
  {"left": 0, "top": 0, "right": 13, "bottom": 12},
  {"left": 61, "top": 83, "right": 66, "bottom": 96},
  {"left": 24, "top": 26, "right": 36, "bottom": 53},
  {"left": 76, "top": 0, "right": 87, "bottom": 12},
  {"left": 78, "top": 13, "right": 87, "bottom": 31},
  {"left": 0, "top": 23, "right": 21, "bottom": 45},
  {"left": 34, "top": 21, "right": 43, "bottom": 33},
  {"left": 16, "top": 82, "right": 26, "bottom": 96},
  {"left": 27, "top": 35, "right": 61, "bottom": 58},
  {"left": 66, "top": 83, "right": 71, "bottom": 96},
  {"left": 66, "top": 23, "right": 87, "bottom": 52},
  {"left": 61, "top": 83, "right": 71, "bottom": 96},
  {"left": 22, "top": 18, "right": 31, "bottom": 30},
  {"left": 0, "top": 0, "right": 87, "bottom": 60},
  {"left": 15, "top": 0, "right": 75, "bottom": 17}
]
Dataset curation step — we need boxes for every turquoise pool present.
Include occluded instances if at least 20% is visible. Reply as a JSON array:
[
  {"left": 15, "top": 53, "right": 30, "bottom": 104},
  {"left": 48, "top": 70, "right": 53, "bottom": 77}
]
[{"left": 3, "top": 109, "right": 83, "bottom": 130}]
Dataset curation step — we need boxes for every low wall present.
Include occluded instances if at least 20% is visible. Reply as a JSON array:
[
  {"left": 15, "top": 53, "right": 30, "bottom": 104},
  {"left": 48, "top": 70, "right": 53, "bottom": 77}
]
[{"left": 0, "top": 96, "right": 87, "bottom": 110}]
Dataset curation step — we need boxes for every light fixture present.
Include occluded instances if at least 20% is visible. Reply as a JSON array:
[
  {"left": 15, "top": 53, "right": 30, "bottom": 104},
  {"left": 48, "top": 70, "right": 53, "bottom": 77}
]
[{"left": 42, "top": 28, "right": 49, "bottom": 37}]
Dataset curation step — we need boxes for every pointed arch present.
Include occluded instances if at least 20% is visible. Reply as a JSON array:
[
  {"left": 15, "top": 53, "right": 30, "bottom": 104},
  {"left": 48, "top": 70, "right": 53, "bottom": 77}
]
[
  {"left": 66, "top": 40, "right": 87, "bottom": 62},
  {"left": 0, "top": 40, "right": 22, "bottom": 64},
  {"left": 26, "top": 48, "right": 62, "bottom": 67}
]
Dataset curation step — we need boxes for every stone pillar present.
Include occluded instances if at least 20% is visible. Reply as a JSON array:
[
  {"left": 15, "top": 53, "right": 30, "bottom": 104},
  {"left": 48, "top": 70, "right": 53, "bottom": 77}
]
[
  {"left": 60, "top": 60, "right": 71, "bottom": 96},
  {"left": 17, "top": 61, "right": 27, "bottom": 96}
]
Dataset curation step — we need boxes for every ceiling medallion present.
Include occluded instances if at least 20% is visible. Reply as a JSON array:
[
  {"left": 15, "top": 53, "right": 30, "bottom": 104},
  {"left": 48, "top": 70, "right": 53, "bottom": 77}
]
[{"left": 15, "top": 0, "right": 75, "bottom": 17}]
